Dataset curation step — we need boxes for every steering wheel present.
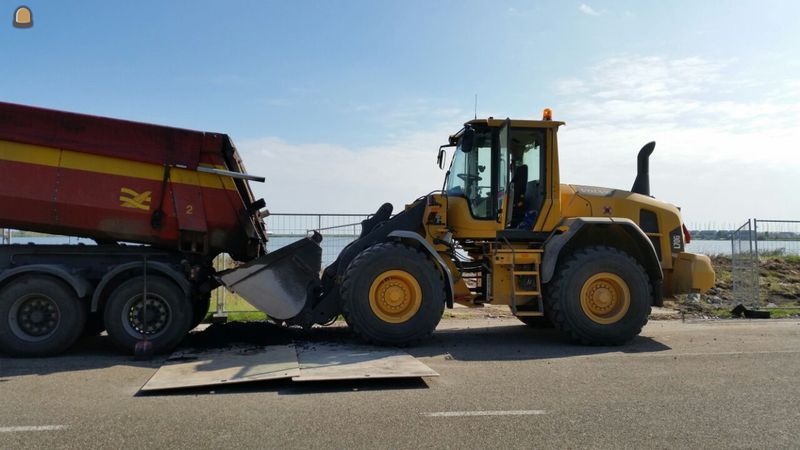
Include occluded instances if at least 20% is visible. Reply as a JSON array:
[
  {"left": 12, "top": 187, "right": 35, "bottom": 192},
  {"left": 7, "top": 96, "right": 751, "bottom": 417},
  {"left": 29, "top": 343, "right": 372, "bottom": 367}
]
[{"left": 457, "top": 173, "right": 482, "bottom": 182}]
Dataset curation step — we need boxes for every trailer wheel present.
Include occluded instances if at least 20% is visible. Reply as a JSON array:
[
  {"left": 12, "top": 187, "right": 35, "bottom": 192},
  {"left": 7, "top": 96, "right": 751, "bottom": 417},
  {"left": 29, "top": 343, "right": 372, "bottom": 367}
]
[
  {"left": 0, "top": 275, "right": 86, "bottom": 356},
  {"left": 341, "top": 242, "right": 445, "bottom": 345},
  {"left": 545, "top": 246, "right": 652, "bottom": 346},
  {"left": 104, "top": 276, "right": 191, "bottom": 354}
]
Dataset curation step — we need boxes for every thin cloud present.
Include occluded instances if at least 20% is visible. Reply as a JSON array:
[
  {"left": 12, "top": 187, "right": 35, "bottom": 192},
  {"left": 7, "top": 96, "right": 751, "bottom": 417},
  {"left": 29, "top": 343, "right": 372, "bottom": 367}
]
[
  {"left": 236, "top": 129, "right": 452, "bottom": 214},
  {"left": 579, "top": 4, "right": 600, "bottom": 16},
  {"left": 552, "top": 55, "right": 800, "bottom": 223}
]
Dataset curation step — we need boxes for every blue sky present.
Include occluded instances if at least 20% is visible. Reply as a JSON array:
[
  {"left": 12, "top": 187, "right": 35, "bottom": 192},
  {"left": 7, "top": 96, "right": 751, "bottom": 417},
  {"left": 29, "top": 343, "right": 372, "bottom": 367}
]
[{"left": 2, "top": 1, "right": 800, "bottom": 224}]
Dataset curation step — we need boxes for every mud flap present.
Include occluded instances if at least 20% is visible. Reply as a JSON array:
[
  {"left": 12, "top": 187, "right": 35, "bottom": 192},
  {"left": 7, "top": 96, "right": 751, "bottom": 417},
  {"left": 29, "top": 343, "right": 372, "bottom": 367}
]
[{"left": 218, "top": 234, "right": 322, "bottom": 320}]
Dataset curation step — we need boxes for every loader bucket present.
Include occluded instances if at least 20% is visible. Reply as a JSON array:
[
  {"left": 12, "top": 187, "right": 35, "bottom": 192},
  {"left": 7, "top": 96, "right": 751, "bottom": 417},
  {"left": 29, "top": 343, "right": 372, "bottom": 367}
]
[{"left": 217, "top": 234, "right": 322, "bottom": 320}]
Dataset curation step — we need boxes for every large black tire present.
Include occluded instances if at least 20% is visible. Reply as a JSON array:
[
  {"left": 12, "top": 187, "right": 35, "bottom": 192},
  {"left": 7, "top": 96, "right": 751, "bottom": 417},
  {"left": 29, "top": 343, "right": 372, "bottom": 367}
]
[
  {"left": 545, "top": 246, "right": 652, "bottom": 346},
  {"left": 189, "top": 293, "right": 211, "bottom": 330},
  {"left": 0, "top": 275, "right": 86, "bottom": 356},
  {"left": 341, "top": 242, "right": 445, "bottom": 345},
  {"left": 104, "top": 276, "right": 192, "bottom": 354},
  {"left": 517, "top": 315, "right": 554, "bottom": 328}
]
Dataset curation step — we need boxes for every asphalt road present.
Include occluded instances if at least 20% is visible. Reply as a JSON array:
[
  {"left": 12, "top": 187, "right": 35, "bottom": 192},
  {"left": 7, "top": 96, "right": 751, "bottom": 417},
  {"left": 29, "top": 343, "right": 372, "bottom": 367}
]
[{"left": 1, "top": 319, "right": 799, "bottom": 449}]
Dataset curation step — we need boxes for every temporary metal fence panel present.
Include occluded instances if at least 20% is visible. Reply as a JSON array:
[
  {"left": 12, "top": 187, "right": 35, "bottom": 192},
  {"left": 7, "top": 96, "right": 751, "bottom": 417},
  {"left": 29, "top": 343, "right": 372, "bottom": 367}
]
[
  {"left": 213, "top": 213, "right": 371, "bottom": 314},
  {"left": 730, "top": 220, "right": 759, "bottom": 307},
  {"left": 753, "top": 219, "right": 800, "bottom": 258},
  {"left": 265, "top": 213, "right": 371, "bottom": 267},
  {"left": 0, "top": 228, "right": 10, "bottom": 245}
]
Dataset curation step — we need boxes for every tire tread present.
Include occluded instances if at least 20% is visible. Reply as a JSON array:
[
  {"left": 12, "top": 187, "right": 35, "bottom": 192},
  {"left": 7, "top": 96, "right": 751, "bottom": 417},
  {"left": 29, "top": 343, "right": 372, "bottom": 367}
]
[
  {"left": 545, "top": 246, "right": 652, "bottom": 346},
  {"left": 341, "top": 241, "right": 445, "bottom": 346}
]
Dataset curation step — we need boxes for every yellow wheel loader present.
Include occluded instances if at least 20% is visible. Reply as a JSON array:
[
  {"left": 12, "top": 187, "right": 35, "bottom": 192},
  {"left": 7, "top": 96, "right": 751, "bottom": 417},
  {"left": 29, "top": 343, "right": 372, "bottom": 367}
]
[{"left": 223, "top": 110, "right": 715, "bottom": 346}]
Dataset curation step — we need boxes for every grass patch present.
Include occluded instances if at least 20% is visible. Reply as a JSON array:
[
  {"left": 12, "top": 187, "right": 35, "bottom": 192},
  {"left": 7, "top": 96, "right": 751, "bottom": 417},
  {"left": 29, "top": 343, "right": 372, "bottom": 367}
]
[
  {"left": 201, "top": 289, "right": 262, "bottom": 323},
  {"left": 710, "top": 308, "right": 733, "bottom": 318},
  {"left": 768, "top": 308, "right": 800, "bottom": 319},
  {"left": 203, "top": 311, "right": 268, "bottom": 322},
  {"left": 215, "top": 292, "right": 259, "bottom": 312}
]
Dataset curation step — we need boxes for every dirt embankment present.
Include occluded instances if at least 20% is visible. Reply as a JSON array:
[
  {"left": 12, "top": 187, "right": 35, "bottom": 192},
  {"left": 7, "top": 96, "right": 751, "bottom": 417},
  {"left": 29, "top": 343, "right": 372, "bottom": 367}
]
[{"left": 668, "top": 255, "right": 800, "bottom": 318}]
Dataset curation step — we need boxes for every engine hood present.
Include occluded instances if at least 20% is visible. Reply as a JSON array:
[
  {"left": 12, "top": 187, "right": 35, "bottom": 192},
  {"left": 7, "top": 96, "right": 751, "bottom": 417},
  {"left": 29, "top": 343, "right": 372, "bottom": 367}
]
[{"left": 561, "top": 184, "right": 682, "bottom": 225}]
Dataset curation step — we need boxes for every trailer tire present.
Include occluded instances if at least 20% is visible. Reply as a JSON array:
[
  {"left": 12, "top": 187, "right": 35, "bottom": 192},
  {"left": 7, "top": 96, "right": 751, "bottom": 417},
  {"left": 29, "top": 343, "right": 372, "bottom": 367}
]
[
  {"left": 341, "top": 242, "right": 445, "bottom": 345},
  {"left": 545, "top": 246, "right": 651, "bottom": 346},
  {"left": 104, "top": 276, "right": 191, "bottom": 354},
  {"left": 0, "top": 275, "right": 86, "bottom": 356}
]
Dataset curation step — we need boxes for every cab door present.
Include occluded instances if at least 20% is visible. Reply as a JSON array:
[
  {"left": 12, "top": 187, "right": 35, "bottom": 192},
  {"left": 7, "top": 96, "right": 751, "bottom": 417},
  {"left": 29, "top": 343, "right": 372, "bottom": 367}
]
[
  {"left": 445, "top": 122, "right": 508, "bottom": 239},
  {"left": 504, "top": 126, "right": 547, "bottom": 230}
]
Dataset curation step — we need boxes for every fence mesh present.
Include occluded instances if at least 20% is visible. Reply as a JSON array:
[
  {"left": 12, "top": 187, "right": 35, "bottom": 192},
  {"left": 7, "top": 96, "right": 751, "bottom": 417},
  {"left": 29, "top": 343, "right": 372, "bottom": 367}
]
[
  {"left": 731, "top": 220, "right": 759, "bottom": 307},
  {"left": 265, "top": 213, "right": 371, "bottom": 267},
  {"left": 753, "top": 220, "right": 800, "bottom": 258},
  {"left": 213, "top": 213, "right": 371, "bottom": 314}
]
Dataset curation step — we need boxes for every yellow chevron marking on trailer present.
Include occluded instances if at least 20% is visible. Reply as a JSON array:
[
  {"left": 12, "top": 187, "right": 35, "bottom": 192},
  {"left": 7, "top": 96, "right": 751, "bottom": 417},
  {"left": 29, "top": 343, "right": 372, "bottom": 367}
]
[
  {"left": 119, "top": 188, "right": 152, "bottom": 211},
  {"left": 0, "top": 140, "right": 237, "bottom": 191}
]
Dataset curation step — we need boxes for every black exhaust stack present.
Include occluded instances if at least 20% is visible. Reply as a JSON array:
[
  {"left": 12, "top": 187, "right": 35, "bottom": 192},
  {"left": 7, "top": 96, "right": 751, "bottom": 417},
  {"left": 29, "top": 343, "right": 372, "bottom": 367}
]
[{"left": 631, "top": 141, "right": 656, "bottom": 196}]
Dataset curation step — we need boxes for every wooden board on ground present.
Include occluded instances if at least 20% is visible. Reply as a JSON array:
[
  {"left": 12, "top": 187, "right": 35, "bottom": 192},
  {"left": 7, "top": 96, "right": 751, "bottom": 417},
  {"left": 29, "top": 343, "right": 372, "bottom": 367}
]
[
  {"left": 292, "top": 342, "right": 439, "bottom": 382},
  {"left": 141, "top": 344, "right": 299, "bottom": 391}
]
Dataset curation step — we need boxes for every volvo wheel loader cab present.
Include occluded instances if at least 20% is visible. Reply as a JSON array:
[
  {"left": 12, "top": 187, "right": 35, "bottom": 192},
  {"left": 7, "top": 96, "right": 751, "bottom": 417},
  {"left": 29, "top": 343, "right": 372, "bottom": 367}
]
[{"left": 263, "top": 110, "right": 714, "bottom": 347}]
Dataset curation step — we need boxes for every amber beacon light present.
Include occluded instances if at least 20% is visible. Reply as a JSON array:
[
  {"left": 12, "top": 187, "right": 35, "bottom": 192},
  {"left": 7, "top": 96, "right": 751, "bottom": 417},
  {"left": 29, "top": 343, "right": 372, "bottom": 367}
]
[
  {"left": 542, "top": 108, "right": 552, "bottom": 120},
  {"left": 13, "top": 6, "right": 33, "bottom": 28}
]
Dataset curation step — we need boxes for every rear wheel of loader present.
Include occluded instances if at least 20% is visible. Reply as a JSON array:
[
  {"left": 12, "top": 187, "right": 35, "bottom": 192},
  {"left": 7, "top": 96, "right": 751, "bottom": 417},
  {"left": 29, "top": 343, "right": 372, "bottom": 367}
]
[
  {"left": 545, "top": 246, "right": 651, "bottom": 345},
  {"left": 341, "top": 242, "right": 445, "bottom": 345},
  {"left": 0, "top": 275, "right": 86, "bottom": 356},
  {"left": 517, "top": 315, "right": 553, "bottom": 328},
  {"left": 104, "top": 276, "right": 192, "bottom": 354}
]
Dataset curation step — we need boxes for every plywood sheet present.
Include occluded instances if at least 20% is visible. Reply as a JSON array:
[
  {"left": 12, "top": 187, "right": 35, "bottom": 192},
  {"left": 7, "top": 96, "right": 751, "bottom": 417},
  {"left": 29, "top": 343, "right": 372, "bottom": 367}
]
[
  {"left": 141, "top": 344, "right": 299, "bottom": 391},
  {"left": 292, "top": 342, "right": 439, "bottom": 382}
]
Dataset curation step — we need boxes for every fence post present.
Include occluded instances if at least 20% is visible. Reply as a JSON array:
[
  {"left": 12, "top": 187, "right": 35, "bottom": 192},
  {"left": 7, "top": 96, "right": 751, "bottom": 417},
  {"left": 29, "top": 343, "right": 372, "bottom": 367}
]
[
  {"left": 731, "top": 223, "right": 736, "bottom": 306},
  {"left": 752, "top": 218, "right": 759, "bottom": 307},
  {"left": 212, "top": 254, "right": 228, "bottom": 324},
  {"left": 753, "top": 218, "right": 759, "bottom": 259}
]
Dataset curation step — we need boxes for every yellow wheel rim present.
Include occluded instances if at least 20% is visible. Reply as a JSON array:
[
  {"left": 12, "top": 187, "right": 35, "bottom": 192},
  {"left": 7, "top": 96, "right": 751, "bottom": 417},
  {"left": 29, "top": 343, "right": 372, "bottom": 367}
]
[
  {"left": 368, "top": 270, "right": 422, "bottom": 324},
  {"left": 579, "top": 272, "right": 630, "bottom": 324}
]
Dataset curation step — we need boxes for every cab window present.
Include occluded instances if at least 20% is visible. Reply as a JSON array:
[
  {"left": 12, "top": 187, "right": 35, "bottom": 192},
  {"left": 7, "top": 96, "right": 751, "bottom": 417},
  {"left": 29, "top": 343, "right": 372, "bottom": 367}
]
[
  {"left": 508, "top": 128, "right": 546, "bottom": 228},
  {"left": 446, "top": 129, "right": 495, "bottom": 219}
]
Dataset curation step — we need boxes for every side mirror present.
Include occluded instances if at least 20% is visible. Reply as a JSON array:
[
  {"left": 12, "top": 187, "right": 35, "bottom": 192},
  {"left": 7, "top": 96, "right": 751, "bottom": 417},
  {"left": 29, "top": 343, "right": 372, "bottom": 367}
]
[
  {"left": 437, "top": 146, "right": 447, "bottom": 169},
  {"left": 460, "top": 125, "right": 475, "bottom": 153}
]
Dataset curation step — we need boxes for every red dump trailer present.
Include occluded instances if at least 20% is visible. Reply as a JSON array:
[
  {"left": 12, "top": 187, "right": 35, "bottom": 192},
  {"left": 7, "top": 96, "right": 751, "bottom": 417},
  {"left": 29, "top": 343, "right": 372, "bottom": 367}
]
[{"left": 0, "top": 102, "right": 321, "bottom": 356}]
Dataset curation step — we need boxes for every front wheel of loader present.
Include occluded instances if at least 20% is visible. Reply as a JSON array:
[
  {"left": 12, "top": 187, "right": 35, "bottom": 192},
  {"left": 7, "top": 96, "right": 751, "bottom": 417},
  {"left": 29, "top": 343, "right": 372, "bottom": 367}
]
[
  {"left": 341, "top": 242, "right": 445, "bottom": 345},
  {"left": 545, "top": 246, "right": 652, "bottom": 346}
]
